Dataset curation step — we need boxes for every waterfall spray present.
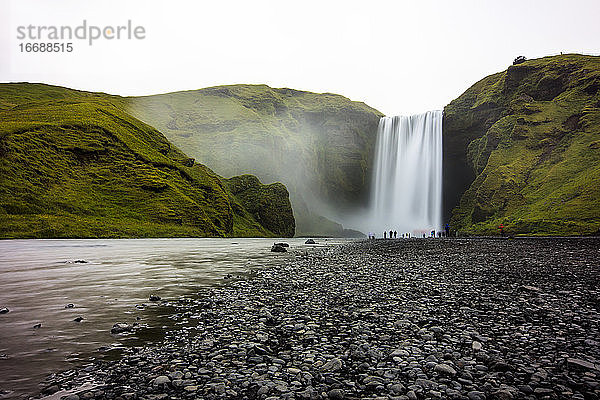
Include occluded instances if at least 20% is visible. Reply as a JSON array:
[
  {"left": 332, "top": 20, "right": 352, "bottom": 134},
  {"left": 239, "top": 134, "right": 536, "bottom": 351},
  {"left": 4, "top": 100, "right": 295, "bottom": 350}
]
[{"left": 370, "top": 110, "right": 442, "bottom": 235}]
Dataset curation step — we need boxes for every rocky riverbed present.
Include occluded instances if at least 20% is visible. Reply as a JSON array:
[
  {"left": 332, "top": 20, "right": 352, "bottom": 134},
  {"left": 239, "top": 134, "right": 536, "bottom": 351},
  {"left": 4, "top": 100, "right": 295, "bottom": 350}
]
[{"left": 35, "top": 238, "right": 600, "bottom": 400}]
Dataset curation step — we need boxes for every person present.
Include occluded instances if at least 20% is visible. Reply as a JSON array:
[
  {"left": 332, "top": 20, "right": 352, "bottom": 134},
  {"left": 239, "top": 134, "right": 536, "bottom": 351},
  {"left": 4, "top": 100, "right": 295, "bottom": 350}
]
[
  {"left": 445, "top": 223, "right": 450, "bottom": 237},
  {"left": 384, "top": 231, "right": 387, "bottom": 239},
  {"left": 393, "top": 230, "right": 397, "bottom": 238},
  {"left": 499, "top": 223, "right": 505, "bottom": 236},
  {"left": 389, "top": 230, "right": 393, "bottom": 239}
]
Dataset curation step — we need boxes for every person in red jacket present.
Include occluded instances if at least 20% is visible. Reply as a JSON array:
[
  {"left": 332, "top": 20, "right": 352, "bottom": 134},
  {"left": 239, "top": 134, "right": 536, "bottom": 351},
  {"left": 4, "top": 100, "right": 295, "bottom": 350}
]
[{"left": 499, "top": 223, "right": 505, "bottom": 236}]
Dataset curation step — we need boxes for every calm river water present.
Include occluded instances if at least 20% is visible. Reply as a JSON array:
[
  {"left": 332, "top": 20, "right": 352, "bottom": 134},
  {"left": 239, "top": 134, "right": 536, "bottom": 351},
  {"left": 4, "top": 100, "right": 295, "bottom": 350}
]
[{"left": 0, "top": 238, "right": 344, "bottom": 399}]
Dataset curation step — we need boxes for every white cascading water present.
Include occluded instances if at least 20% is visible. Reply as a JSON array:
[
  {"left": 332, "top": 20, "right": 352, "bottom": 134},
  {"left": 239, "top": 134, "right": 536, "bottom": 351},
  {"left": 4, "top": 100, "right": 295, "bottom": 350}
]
[{"left": 369, "top": 110, "right": 443, "bottom": 235}]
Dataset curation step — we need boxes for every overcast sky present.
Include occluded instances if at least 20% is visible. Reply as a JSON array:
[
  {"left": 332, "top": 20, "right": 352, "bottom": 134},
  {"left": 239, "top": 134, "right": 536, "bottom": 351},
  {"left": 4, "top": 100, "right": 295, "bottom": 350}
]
[{"left": 1, "top": 0, "right": 599, "bottom": 115}]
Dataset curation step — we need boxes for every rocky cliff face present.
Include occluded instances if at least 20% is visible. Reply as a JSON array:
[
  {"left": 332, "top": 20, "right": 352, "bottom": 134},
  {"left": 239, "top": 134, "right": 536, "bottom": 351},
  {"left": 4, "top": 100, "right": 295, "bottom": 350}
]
[
  {"left": 0, "top": 83, "right": 295, "bottom": 238},
  {"left": 443, "top": 54, "right": 600, "bottom": 235},
  {"left": 127, "top": 85, "right": 383, "bottom": 235},
  {"left": 225, "top": 175, "right": 295, "bottom": 237}
]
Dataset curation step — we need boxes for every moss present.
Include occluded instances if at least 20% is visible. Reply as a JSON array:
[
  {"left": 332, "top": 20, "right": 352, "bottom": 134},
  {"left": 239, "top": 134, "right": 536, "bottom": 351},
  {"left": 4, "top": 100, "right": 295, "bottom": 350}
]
[
  {"left": 126, "top": 84, "right": 382, "bottom": 235},
  {"left": 0, "top": 83, "right": 295, "bottom": 238},
  {"left": 225, "top": 175, "right": 295, "bottom": 237},
  {"left": 444, "top": 54, "right": 600, "bottom": 236}
]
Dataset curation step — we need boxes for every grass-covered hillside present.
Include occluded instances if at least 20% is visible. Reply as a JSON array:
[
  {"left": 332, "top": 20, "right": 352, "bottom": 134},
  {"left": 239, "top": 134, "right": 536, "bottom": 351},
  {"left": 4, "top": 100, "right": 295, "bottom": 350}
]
[
  {"left": 0, "top": 83, "right": 294, "bottom": 238},
  {"left": 225, "top": 175, "right": 295, "bottom": 237},
  {"left": 126, "top": 85, "right": 382, "bottom": 236},
  {"left": 443, "top": 54, "right": 600, "bottom": 235}
]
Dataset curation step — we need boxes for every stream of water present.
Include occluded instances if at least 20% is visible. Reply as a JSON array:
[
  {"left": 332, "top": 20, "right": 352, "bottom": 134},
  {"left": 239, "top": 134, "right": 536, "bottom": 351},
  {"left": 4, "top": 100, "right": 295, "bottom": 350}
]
[{"left": 0, "top": 238, "right": 341, "bottom": 399}]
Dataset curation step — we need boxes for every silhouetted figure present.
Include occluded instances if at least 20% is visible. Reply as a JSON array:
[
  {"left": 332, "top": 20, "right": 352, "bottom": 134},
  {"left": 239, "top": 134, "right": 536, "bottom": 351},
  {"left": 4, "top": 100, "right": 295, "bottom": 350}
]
[
  {"left": 393, "top": 231, "right": 397, "bottom": 238},
  {"left": 445, "top": 223, "right": 450, "bottom": 237},
  {"left": 384, "top": 231, "right": 387, "bottom": 239},
  {"left": 430, "top": 230, "right": 435, "bottom": 237},
  {"left": 389, "top": 230, "right": 393, "bottom": 239}
]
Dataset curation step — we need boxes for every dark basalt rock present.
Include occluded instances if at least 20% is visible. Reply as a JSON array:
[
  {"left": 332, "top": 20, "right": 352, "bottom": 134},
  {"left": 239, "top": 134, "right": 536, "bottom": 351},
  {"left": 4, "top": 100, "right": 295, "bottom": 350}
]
[
  {"left": 38, "top": 239, "right": 600, "bottom": 400},
  {"left": 110, "top": 323, "right": 134, "bottom": 334},
  {"left": 567, "top": 358, "right": 598, "bottom": 371},
  {"left": 513, "top": 55, "right": 527, "bottom": 65},
  {"left": 149, "top": 294, "right": 161, "bottom": 301},
  {"left": 271, "top": 244, "right": 287, "bottom": 252}
]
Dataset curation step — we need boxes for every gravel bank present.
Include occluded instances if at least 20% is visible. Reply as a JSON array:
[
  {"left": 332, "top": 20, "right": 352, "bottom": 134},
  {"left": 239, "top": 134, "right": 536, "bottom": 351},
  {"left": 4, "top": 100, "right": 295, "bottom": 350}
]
[{"left": 37, "top": 238, "right": 600, "bottom": 400}]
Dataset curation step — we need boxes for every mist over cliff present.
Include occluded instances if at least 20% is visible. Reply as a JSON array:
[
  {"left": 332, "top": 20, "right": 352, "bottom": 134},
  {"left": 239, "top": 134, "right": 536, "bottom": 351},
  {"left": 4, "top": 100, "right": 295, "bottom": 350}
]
[{"left": 127, "top": 85, "right": 383, "bottom": 236}]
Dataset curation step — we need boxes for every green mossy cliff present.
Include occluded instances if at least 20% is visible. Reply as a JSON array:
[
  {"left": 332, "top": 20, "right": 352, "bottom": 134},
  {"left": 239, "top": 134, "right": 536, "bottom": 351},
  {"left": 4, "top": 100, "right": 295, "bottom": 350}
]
[
  {"left": 443, "top": 54, "right": 600, "bottom": 235},
  {"left": 0, "top": 84, "right": 294, "bottom": 238},
  {"left": 225, "top": 175, "right": 295, "bottom": 238},
  {"left": 126, "top": 85, "right": 382, "bottom": 235}
]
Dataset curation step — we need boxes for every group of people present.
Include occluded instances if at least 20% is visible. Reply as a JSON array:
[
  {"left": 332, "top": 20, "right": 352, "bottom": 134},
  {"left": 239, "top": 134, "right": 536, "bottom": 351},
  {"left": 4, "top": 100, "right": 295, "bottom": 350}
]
[
  {"left": 367, "top": 230, "right": 410, "bottom": 239},
  {"left": 367, "top": 224, "right": 451, "bottom": 240}
]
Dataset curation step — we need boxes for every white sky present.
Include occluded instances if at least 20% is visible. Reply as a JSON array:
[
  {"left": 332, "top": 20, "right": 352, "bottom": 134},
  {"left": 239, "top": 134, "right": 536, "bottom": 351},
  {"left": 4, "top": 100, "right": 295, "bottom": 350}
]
[{"left": 1, "top": 0, "right": 599, "bottom": 115}]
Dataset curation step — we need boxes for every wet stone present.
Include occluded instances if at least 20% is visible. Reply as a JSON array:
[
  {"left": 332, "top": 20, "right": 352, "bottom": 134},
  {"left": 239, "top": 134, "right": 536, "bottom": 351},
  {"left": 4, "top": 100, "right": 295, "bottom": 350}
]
[
  {"left": 434, "top": 363, "right": 457, "bottom": 376},
  {"left": 153, "top": 375, "right": 170, "bottom": 386},
  {"left": 36, "top": 239, "right": 600, "bottom": 400}
]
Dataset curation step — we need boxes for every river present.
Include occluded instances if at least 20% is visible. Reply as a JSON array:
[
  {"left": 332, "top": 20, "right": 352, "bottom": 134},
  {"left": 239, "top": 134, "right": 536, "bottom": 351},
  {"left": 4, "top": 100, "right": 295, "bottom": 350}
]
[{"left": 0, "top": 238, "right": 344, "bottom": 399}]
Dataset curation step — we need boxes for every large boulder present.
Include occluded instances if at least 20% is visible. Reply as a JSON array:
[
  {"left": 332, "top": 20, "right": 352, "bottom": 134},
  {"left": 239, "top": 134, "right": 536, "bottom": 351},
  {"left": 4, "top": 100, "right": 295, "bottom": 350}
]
[{"left": 225, "top": 174, "right": 295, "bottom": 237}]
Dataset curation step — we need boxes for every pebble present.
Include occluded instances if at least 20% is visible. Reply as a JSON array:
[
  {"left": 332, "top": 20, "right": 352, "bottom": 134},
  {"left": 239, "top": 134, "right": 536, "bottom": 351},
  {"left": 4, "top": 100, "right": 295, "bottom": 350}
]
[
  {"left": 321, "top": 358, "right": 343, "bottom": 372},
  {"left": 567, "top": 358, "right": 598, "bottom": 371},
  {"left": 434, "top": 363, "right": 457, "bottom": 376},
  {"left": 153, "top": 375, "right": 170, "bottom": 385},
  {"left": 110, "top": 323, "right": 133, "bottom": 334},
  {"left": 37, "top": 239, "right": 600, "bottom": 400}
]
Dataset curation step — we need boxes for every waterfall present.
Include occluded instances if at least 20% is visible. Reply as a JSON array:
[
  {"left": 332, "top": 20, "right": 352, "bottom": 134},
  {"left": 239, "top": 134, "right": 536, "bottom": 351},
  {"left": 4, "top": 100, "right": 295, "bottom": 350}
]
[{"left": 369, "top": 110, "right": 443, "bottom": 235}]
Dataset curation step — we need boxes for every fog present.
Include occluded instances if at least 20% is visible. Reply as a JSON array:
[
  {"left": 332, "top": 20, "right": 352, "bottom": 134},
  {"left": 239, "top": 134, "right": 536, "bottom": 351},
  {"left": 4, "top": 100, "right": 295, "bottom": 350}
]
[
  {"left": 127, "top": 90, "right": 378, "bottom": 236},
  {"left": 3, "top": 0, "right": 600, "bottom": 115}
]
